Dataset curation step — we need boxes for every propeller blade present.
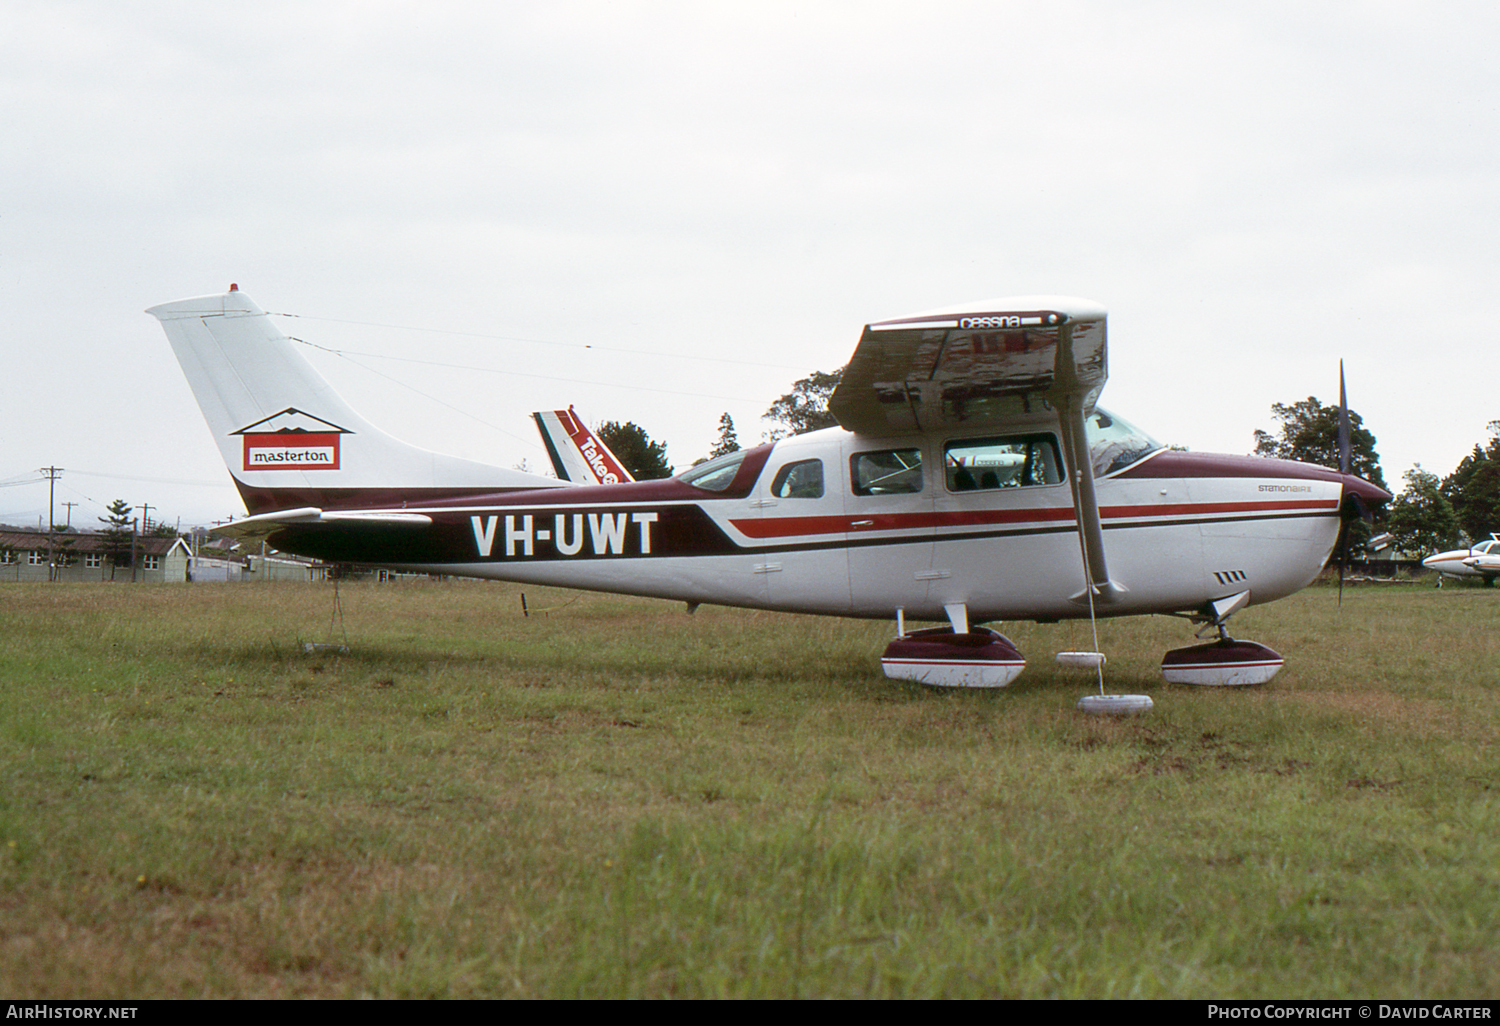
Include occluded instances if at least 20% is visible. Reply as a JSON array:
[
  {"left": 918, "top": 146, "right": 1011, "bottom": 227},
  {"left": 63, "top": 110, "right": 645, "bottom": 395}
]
[
  {"left": 1338, "top": 359, "right": 1351, "bottom": 476},
  {"left": 1335, "top": 360, "right": 1354, "bottom": 605}
]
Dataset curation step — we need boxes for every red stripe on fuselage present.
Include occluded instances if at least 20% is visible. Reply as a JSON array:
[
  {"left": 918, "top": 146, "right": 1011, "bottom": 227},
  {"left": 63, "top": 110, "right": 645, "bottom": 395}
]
[{"left": 728, "top": 498, "right": 1338, "bottom": 539}]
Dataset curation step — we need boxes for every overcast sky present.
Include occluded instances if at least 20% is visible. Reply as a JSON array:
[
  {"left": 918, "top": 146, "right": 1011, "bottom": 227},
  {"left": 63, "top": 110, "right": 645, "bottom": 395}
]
[{"left": 4, "top": 0, "right": 1497, "bottom": 530}]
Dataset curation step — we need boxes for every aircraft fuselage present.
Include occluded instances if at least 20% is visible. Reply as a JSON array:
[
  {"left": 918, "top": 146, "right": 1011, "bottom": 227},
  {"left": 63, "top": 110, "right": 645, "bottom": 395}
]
[{"left": 265, "top": 423, "right": 1372, "bottom": 625}]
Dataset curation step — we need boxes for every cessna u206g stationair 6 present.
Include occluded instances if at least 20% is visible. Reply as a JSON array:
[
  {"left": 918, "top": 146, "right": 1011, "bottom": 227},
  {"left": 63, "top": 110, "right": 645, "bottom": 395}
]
[{"left": 149, "top": 287, "right": 1389, "bottom": 688}]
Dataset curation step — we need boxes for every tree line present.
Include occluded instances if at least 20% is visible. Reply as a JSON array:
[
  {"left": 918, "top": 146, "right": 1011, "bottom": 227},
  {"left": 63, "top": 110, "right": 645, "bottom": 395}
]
[
  {"left": 1253, "top": 396, "right": 1500, "bottom": 555},
  {"left": 590, "top": 370, "right": 838, "bottom": 480}
]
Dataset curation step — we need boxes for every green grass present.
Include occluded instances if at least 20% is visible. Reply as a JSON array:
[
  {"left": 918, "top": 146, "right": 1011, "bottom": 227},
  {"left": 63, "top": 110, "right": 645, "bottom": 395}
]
[{"left": 1, "top": 578, "right": 1497, "bottom": 998}]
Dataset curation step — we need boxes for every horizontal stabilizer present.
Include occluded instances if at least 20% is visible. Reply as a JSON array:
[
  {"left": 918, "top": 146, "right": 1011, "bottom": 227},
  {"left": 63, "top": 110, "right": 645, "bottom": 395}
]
[{"left": 214, "top": 507, "right": 432, "bottom": 543}]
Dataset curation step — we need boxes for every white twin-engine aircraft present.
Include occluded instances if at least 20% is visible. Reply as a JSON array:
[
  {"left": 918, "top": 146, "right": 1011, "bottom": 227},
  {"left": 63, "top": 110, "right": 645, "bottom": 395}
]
[
  {"left": 149, "top": 287, "right": 1389, "bottom": 688},
  {"left": 1421, "top": 536, "right": 1500, "bottom": 584}
]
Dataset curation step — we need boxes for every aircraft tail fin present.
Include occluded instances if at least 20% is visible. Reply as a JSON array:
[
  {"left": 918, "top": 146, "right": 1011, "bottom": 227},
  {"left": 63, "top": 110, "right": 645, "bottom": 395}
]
[
  {"left": 531, "top": 407, "right": 635, "bottom": 485},
  {"left": 148, "top": 286, "right": 562, "bottom": 515}
]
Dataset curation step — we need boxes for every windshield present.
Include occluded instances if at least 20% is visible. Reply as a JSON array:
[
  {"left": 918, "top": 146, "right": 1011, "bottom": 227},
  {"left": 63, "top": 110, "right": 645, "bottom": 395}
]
[{"left": 1085, "top": 408, "right": 1162, "bottom": 476}]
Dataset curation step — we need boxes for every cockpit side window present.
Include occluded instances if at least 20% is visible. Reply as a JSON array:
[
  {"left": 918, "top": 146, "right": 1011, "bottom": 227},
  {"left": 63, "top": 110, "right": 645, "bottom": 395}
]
[
  {"left": 851, "top": 448, "right": 922, "bottom": 496},
  {"left": 944, "top": 434, "right": 1062, "bottom": 490},
  {"left": 771, "top": 459, "right": 824, "bottom": 499}
]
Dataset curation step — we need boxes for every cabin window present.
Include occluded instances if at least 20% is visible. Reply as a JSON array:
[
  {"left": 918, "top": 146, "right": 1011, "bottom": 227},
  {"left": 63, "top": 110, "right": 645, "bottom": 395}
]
[
  {"left": 85, "top": 553, "right": 102, "bottom": 568},
  {"left": 944, "top": 434, "right": 1062, "bottom": 490},
  {"left": 28, "top": 551, "right": 45, "bottom": 565},
  {"left": 680, "top": 449, "right": 748, "bottom": 493},
  {"left": 851, "top": 448, "right": 922, "bottom": 496},
  {"left": 143, "top": 555, "right": 160, "bottom": 571},
  {"left": 1085, "top": 408, "right": 1162, "bottom": 476},
  {"left": 770, "top": 460, "right": 824, "bottom": 499}
]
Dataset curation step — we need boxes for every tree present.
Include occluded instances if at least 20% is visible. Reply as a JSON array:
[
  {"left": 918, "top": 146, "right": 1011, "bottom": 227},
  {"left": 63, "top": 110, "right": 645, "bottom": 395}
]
[
  {"left": 51, "top": 535, "right": 76, "bottom": 569},
  {"left": 1441, "top": 421, "right": 1500, "bottom": 543},
  {"left": 99, "top": 499, "right": 135, "bottom": 579},
  {"left": 1385, "top": 465, "right": 1459, "bottom": 556},
  {"left": 708, "top": 413, "right": 740, "bottom": 460},
  {"left": 1253, "top": 396, "right": 1386, "bottom": 491},
  {"left": 596, "top": 421, "right": 672, "bottom": 480},
  {"left": 764, "top": 367, "right": 843, "bottom": 439}
]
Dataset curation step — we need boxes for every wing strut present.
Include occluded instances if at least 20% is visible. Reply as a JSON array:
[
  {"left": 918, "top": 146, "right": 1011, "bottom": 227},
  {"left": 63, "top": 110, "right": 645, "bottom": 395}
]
[{"left": 1050, "top": 322, "right": 1125, "bottom": 605}]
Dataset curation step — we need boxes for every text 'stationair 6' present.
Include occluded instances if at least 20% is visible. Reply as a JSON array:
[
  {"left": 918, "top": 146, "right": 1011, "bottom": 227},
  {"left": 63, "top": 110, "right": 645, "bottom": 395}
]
[{"left": 150, "top": 288, "right": 1389, "bottom": 688}]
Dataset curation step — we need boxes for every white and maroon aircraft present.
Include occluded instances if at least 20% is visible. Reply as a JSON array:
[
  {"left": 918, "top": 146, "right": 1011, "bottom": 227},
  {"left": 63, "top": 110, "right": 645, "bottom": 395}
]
[
  {"left": 1421, "top": 536, "right": 1500, "bottom": 584},
  {"left": 148, "top": 287, "right": 1388, "bottom": 688}
]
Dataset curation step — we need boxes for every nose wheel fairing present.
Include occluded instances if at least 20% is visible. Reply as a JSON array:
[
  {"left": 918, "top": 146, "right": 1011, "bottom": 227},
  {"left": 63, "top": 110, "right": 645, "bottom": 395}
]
[
  {"left": 1161, "top": 591, "right": 1284, "bottom": 686},
  {"left": 1160, "top": 638, "right": 1284, "bottom": 686}
]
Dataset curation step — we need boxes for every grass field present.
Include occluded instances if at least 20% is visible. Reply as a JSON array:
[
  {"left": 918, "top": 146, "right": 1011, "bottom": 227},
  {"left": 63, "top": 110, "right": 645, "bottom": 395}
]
[{"left": 2, "top": 577, "right": 1497, "bottom": 998}]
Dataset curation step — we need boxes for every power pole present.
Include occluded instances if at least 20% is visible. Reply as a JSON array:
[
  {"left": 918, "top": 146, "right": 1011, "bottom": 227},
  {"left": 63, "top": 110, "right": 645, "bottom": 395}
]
[
  {"left": 61, "top": 502, "right": 77, "bottom": 529},
  {"left": 40, "top": 466, "right": 61, "bottom": 582}
]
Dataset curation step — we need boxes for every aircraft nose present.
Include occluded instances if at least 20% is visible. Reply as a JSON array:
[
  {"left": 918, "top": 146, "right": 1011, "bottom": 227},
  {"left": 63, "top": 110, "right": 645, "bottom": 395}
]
[{"left": 1339, "top": 473, "right": 1391, "bottom": 507}]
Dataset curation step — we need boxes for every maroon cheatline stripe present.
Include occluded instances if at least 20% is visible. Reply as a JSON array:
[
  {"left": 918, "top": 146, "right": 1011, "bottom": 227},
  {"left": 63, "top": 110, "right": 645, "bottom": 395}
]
[
  {"left": 728, "top": 498, "right": 1337, "bottom": 540},
  {"left": 881, "top": 659, "right": 1026, "bottom": 668}
]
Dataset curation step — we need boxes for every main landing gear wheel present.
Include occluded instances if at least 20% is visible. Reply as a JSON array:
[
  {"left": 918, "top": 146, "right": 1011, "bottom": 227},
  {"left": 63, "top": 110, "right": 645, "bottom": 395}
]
[{"left": 881, "top": 626, "right": 1026, "bottom": 688}]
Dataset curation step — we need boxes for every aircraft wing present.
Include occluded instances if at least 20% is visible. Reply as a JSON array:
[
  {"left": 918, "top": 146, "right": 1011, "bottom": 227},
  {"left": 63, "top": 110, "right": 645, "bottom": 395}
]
[
  {"left": 830, "top": 295, "right": 1121, "bottom": 603},
  {"left": 828, "top": 295, "right": 1107, "bottom": 436},
  {"left": 213, "top": 507, "right": 433, "bottom": 543}
]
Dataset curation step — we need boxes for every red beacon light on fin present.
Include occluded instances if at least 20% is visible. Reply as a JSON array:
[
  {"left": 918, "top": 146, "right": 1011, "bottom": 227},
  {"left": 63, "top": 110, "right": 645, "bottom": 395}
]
[{"left": 228, "top": 283, "right": 238, "bottom": 291}]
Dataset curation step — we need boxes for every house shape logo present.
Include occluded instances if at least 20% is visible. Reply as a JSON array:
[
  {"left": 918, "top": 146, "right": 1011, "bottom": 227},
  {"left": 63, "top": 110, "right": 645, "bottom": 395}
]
[{"left": 232, "top": 409, "right": 352, "bottom": 472}]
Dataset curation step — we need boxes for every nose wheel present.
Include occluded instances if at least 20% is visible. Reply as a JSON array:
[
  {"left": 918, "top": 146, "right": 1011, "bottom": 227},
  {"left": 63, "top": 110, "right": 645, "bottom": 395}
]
[{"left": 1162, "top": 610, "right": 1284, "bottom": 687}]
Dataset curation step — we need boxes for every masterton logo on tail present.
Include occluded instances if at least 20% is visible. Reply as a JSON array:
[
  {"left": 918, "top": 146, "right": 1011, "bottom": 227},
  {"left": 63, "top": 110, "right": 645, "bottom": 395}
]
[{"left": 232, "top": 409, "right": 352, "bottom": 472}]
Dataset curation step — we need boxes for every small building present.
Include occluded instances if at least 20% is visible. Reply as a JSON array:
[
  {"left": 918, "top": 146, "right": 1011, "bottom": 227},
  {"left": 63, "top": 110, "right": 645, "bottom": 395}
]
[
  {"left": 0, "top": 526, "right": 191, "bottom": 583},
  {"left": 0, "top": 525, "right": 408, "bottom": 584}
]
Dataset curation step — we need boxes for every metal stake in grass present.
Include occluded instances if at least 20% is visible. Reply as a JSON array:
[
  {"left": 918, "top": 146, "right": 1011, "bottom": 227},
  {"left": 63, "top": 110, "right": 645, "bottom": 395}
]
[{"left": 303, "top": 572, "right": 351, "bottom": 656}]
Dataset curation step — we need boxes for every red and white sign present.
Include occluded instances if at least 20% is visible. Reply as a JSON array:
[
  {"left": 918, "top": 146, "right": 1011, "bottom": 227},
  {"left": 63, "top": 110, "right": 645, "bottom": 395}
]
[
  {"left": 233, "top": 409, "right": 351, "bottom": 472},
  {"left": 243, "top": 431, "right": 342, "bottom": 470}
]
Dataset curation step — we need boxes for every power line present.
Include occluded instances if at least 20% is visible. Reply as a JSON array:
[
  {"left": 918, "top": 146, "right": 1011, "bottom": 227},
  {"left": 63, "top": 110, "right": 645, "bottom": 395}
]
[
  {"left": 290, "top": 338, "right": 769, "bottom": 405},
  {"left": 270, "top": 311, "right": 811, "bottom": 373}
]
